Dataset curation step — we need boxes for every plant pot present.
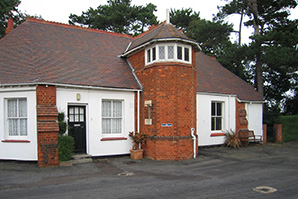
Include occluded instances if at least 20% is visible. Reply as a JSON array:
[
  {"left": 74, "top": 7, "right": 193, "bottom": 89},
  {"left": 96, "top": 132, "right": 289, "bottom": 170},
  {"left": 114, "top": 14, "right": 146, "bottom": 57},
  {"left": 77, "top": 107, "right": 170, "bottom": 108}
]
[{"left": 130, "top": 149, "right": 143, "bottom": 160}]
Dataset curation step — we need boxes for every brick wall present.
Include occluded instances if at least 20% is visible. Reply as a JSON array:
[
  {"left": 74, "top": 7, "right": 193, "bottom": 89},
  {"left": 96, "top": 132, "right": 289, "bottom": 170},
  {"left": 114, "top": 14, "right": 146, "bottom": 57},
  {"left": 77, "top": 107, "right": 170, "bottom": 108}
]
[
  {"left": 236, "top": 100, "right": 248, "bottom": 132},
  {"left": 36, "top": 85, "right": 59, "bottom": 167},
  {"left": 128, "top": 49, "right": 197, "bottom": 160}
]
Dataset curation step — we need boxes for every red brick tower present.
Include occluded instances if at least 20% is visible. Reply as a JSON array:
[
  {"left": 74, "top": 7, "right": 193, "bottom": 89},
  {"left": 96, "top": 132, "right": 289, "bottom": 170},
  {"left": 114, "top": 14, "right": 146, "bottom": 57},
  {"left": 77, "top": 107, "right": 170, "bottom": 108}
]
[{"left": 123, "top": 22, "right": 200, "bottom": 160}]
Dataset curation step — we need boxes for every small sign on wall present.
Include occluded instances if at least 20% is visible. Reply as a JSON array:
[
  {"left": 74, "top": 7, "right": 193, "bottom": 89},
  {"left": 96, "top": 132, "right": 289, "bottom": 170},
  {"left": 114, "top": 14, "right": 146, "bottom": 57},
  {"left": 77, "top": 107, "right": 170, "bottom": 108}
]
[{"left": 161, "top": 123, "right": 173, "bottom": 127}]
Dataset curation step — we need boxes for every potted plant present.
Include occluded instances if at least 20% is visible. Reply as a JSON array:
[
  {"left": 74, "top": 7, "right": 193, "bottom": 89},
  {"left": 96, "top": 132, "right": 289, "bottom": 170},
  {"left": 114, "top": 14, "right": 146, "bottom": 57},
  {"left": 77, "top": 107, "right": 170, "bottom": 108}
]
[{"left": 129, "top": 131, "right": 147, "bottom": 160}]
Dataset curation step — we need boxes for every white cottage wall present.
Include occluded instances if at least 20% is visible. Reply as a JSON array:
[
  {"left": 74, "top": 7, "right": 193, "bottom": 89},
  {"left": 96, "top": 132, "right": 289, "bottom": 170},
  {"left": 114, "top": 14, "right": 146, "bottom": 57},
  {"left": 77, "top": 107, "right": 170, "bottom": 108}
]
[
  {"left": 246, "top": 103, "right": 263, "bottom": 137},
  {"left": 197, "top": 93, "right": 236, "bottom": 146},
  {"left": 0, "top": 87, "right": 37, "bottom": 161},
  {"left": 56, "top": 88, "right": 135, "bottom": 156}
]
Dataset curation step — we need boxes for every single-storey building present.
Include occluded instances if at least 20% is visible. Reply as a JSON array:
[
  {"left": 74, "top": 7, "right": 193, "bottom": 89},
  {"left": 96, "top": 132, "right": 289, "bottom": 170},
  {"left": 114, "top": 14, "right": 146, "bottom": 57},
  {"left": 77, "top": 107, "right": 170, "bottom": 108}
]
[{"left": 0, "top": 17, "right": 263, "bottom": 166}]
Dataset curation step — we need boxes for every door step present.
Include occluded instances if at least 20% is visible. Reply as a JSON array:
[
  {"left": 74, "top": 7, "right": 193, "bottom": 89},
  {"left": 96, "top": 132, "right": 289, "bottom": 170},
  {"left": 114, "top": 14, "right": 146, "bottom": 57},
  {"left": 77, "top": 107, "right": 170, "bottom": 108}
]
[{"left": 72, "top": 154, "right": 92, "bottom": 164}]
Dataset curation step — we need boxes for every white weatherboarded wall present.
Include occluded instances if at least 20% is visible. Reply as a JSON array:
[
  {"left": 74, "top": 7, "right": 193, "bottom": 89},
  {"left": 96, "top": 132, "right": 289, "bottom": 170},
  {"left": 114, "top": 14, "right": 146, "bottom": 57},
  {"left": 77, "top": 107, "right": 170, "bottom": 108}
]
[
  {"left": 197, "top": 93, "right": 236, "bottom": 146},
  {"left": 246, "top": 103, "right": 263, "bottom": 137},
  {"left": 0, "top": 87, "right": 37, "bottom": 161},
  {"left": 56, "top": 87, "right": 135, "bottom": 156}
]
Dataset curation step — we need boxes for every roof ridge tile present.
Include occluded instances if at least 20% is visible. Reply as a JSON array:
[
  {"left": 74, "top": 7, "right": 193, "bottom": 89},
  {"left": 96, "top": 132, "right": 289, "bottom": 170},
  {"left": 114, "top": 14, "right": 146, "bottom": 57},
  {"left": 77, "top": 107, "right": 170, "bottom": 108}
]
[{"left": 26, "top": 17, "right": 133, "bottom": 39}]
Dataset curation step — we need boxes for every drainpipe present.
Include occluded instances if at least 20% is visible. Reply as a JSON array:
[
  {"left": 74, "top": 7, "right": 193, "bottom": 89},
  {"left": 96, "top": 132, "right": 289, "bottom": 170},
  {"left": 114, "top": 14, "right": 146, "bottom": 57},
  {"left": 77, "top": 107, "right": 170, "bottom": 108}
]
[
  {"left": 191, "top": 128, "right": 196, "bottom": 158},
  {"left": 137, "top": 90, "right": 140, "bottom": 133}
]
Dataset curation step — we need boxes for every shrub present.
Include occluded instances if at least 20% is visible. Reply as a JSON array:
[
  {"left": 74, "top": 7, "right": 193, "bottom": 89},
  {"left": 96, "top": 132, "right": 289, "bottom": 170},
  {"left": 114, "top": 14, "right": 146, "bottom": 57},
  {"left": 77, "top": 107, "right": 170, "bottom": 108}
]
[
  {"left": 58, "top": 112, "right": 67, "bottom": 135},
  {"left": 58, "top": 135, "right": 74, "bottom": 161},
  {"left": 277, "top": 115, "right": 298, "bottom": 142},
  {"left": 223, "top": 130, "right": 241, "bottom": 149}
]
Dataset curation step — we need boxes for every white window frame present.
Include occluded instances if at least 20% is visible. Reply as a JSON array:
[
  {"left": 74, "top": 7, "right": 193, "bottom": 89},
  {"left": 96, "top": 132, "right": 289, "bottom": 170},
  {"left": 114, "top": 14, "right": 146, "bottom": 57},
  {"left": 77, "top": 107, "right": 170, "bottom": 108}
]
[
  {"left": 5, "top": 98, "right": 28, "bottom": 139},
  {"left": 145, "top": 43, "right": 192, "bottom": 65},
  {"left": 211, "top": 101, "right": 224, "bottom": 132},
  {"left": 101, "top": 99, "right": 124, "bottom": 138}
]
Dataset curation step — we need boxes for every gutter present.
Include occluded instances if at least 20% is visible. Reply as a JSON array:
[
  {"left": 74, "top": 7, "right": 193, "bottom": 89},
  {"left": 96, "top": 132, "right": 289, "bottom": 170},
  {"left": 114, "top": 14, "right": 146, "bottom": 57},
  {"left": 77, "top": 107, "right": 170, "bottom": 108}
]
[{"left": 0, "top": 82, "right": 141, "bottom": 92}]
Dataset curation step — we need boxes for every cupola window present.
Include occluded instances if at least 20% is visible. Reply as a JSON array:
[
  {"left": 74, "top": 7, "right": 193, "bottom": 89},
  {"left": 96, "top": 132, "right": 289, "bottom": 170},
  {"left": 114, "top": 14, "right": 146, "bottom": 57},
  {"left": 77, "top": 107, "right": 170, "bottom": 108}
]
[{"left": 145, "top": 43, "right": 192, "bottom": 65}]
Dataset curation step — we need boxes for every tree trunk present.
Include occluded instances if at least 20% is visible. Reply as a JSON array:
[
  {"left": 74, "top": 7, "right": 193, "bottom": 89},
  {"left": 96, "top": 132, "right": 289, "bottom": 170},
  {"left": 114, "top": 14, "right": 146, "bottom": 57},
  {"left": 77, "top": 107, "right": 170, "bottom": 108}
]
[
  {"left": 238, "top": 8, "right": 244, "bottom": 46},
  {"left": 244, "top": 0, "right": 264, "bottom": 97}
]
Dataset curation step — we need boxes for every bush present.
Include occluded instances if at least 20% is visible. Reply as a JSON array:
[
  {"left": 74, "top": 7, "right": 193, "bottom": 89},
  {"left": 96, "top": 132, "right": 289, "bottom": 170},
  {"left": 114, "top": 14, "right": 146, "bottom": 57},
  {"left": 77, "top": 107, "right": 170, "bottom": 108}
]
[
  {"left": 223, "top": 130, "right": 241, "bottom": 149},
  {"left": 58, "top": 135, "right": 74, "bottom": 161},
  {"left": 58, "top": 112, "right": 67, "bottom": 135},
  {"left": 277, "top": 115, "right": 298, "bottom": 142}
]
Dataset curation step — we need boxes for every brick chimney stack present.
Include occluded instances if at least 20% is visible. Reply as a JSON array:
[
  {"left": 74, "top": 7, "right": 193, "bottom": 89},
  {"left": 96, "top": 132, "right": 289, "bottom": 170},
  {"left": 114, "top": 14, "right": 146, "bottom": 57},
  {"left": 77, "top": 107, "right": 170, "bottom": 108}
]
[{"left": 5, "top": 18, "right": 14, "bottom": 35}]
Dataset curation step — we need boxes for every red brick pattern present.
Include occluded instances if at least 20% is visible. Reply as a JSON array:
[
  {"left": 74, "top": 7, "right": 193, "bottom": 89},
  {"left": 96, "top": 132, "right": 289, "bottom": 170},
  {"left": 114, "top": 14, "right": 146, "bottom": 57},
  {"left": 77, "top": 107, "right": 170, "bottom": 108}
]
[
  {"left": 36, "top": 85, "right": 59, "bottom": 167},
  {"left": 263, "top": 124, "right": 267, "bottom": 144},
  {"left": 129, "top": 49, "right": 197, "bottom": 160},
  {"left": 274, "top": 124, "right": 282, "bottom": 143},
  {"left": 236, "top": 100, "right": 248, "bottom": 132}
]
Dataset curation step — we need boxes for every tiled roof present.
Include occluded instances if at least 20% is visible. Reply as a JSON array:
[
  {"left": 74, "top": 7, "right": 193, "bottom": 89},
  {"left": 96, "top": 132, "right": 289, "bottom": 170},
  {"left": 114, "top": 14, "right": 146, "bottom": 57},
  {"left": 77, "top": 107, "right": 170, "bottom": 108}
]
[
  {"left": 196, "top": 52, "right": 263, "bottom": 102},
  {"left": 125, "top": 22, "right": 198, "bottom": 54},
  {"left": 0, "top": 18, "right": 140, "bottom": 89},
  {"left": 0, "top": 18, "right": 263, "bottom": 102}
]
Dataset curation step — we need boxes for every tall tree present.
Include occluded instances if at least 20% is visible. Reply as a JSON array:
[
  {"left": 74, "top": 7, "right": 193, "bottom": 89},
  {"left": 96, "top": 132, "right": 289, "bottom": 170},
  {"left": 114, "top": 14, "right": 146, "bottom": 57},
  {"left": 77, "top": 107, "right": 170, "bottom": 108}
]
[
  {"left": 69, "top": 0, "right": 158, "bottom": 35},
  {"left": 0, "top": 0, "right": 20, "bottom": 38},
  {"left": 170, "top": 8, "right": 250, "bottom": 81},
  {"left": 216, "top": 0, "right": 298, "bottom": 114},
  {"left": 170, "top": 8, "right": 233, "bottom": 57}
]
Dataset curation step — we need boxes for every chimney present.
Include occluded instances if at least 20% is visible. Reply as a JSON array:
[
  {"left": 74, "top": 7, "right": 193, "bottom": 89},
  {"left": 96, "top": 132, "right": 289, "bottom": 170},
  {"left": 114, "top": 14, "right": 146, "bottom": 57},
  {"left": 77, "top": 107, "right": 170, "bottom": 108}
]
[
  {"left": 166, "top": 9, "right": 170, "bottom": 24},
  {"left": 5, "top": 18, "right": 14, "bottom": 35}
]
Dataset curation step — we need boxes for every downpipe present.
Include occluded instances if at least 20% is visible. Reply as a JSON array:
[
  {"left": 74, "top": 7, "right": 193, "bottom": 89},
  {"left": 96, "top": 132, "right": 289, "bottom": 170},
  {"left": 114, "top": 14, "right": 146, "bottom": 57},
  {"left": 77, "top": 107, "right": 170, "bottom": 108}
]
[{"left": 191, "top": 128, "right": 196, "bottom": 159}]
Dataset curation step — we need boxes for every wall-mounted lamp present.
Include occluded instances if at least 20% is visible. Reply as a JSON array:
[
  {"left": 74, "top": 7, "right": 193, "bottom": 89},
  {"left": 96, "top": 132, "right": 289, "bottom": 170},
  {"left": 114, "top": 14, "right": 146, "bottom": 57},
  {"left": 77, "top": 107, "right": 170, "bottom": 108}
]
[
  {"left": 76, "top": 93, "right": 81, "bottom": 101},
  {"left": 144, "top": 100, "right": 153, "bottom": 125}
]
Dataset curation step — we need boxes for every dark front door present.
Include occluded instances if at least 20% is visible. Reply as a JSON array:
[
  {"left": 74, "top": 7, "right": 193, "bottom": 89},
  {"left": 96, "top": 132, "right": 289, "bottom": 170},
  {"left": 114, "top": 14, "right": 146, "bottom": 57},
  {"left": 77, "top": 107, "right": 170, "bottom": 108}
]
[{"left": 68, "top": 106, "right": 86, "bottom": 153}]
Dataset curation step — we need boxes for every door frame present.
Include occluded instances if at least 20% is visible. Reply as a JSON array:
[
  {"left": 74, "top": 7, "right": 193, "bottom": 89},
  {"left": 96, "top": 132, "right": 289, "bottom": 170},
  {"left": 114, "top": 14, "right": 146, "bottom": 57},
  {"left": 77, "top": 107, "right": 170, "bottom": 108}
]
[{"left": 68, "top": 104, "right": 87, "bottom": 154}]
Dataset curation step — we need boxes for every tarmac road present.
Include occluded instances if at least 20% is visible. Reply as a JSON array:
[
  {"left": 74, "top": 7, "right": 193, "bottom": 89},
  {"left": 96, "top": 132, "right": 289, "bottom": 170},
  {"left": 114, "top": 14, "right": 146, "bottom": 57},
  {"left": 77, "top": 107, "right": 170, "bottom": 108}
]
[{"left": 0, "top": 142, "right": 298, "bottom": 199}]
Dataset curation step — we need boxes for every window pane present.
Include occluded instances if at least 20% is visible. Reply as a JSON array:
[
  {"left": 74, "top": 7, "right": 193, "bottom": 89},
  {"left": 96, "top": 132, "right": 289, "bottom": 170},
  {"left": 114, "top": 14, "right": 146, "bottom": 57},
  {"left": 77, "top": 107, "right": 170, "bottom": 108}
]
[
  {"left": 168, "top": 46, "right": 174, "bottom": 59},
  {"left": 19, "top": 99, "right": 27, "bottom": 117},
  {"left": 8, "top": 119, "right": 18, "bottom": 136},
  {"left": 159, "top": 46, "right": 165, "bottom": 59},
  {"left": 20, "top": 119, "right": 27, "bottom": 136},
  {"left": 75, "top": 107, "right": 79, "bottom": 114},
  {"left": 113, "top": 101, "right": 122, "bottom": 117},
  {"left": 102, "top": 118, "right": 111, "bottom": 134},
  {"left": 147, "top": 49, "right": 151, "bottom": 63},
  {"left": 177, "top": 46, "right": 182, "bottom": 60},
  {"left": 8, "top": 99, "right": 17, "bottom": 117},
  {"left": 216, "top": 117, "right": 222, "bottom": 130},
  {"left": 184, "top": 48, "right": 190, "bottom": 61},
  {"left": 211, "top": 118, "right": 215, "bottom": 131},
  {"left": 102, "top": 101, "right": 111, "bottom": 117},
  {"left": 211, "top": 102, "right": 215, "bottom": 116},
  {"left": 69, "top": 108, "right": 74, "bottom": 114},
  {"left": 75, "top": 114, "right": 79, "bottom": 122},
  {"left": 112, "top": 119, "right": 122, "bottom": 134},
  {"left": 217, "top": 103, "right": 222, "bottom": 116},
  {"left": 69, "top": 114, "right": 74, "bottom": 122},
  {"left": 152, "top": 47, "right": 156, "bottom": 61}
]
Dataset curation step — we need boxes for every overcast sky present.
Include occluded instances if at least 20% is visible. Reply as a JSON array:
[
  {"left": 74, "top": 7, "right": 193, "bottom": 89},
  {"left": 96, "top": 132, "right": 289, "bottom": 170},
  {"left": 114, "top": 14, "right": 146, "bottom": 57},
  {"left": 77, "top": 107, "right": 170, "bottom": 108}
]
[{"left": 18, "top": 0, "right": 298, "bottom": 43}]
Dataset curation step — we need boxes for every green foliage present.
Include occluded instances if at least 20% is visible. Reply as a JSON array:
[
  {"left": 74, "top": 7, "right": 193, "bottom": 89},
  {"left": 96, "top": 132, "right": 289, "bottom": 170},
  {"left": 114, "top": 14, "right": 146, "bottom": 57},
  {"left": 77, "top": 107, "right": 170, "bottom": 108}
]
[
  {"left": 277, "top": 115, "right": 298, "bottom": 142},
  {"left": 58, "top": 112, "right": 67, "bottom": 135},
  {"left": 69, "top": 0, "right": 158, "bottom": 35},
  {"left": 215, "top": 0, "right": 298, "bottom": 118},
  {"left": 58, "top": 135, "right": 74, "bottom": 161},
  {"left": 0, "top": 0, "right": 21, "bottom": 38},
  {"left": 223, "top": 130, "right": 241, "bottom": 149},
  {"left": 170, "top": 8, "right": 234, "bottom": 57},
  {"left": 0, "top": 0, "right": 43, "bottom": 38}
]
